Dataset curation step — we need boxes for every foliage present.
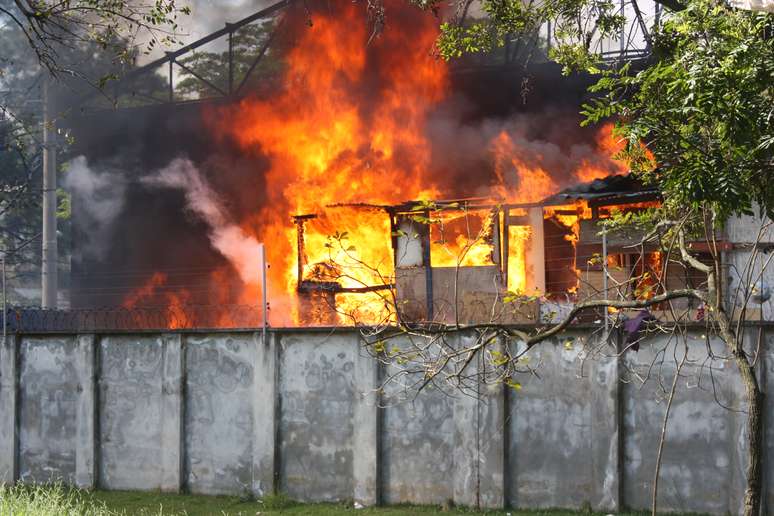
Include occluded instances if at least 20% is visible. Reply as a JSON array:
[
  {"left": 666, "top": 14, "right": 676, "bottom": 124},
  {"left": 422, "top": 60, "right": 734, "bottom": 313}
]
[
  {"left": 0, "top": 0, "right": 190, "bottom": 80},
  {"left": 583, "top": 0, "right": 774, "bottom": 221},
  {"left": 430, "top": 0, "right": 626, "bottom": 69}
]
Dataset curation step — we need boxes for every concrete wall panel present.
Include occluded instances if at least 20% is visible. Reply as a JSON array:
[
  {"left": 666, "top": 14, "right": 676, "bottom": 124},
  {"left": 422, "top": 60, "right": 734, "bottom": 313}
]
[
  {"left": 18, "top": 336, "right": 78, "bottom": 483},
  {"left": 379, "top": 334, "right": 455, "bottom": 506},
  {"left": 0, "top": 335, "right": 19, "bottom": 483},
  {"left": 381, "top": 380, "right": 455, "bottom": 505},
  {"left": 507, "top": 334, "right": 600, "bottom": 509},
  {"left": 622, "top": 334, "right": 742, "bottom": 514},
  {"left": 278, "top": 332, "right": 356, "bottom": 502},
  {"left": 99, "top": 335, "right": 165, "bottom": 490},
  {"left": 185, "top": 333, "right": 254, "bottom": 495}
]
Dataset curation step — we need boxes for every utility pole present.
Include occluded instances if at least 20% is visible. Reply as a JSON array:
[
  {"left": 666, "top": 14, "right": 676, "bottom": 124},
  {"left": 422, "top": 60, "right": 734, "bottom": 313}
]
[{"left": 41, "top": 77, "right": 58, "bottom": 309}]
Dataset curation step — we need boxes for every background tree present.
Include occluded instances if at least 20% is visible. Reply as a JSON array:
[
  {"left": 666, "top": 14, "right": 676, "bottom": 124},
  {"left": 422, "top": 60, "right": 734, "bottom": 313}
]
[
  {"left": 0, "top": 0, "right": 190, "bottom": 81},
  {"left": 0, "top": 1, "right": 190, "bottom": 304}
]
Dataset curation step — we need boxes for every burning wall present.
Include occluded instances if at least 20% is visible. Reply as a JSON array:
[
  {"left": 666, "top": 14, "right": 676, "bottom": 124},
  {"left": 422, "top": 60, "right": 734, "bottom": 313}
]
[{"left": 69, "top": 0, "right": 634, "bottom": 328}]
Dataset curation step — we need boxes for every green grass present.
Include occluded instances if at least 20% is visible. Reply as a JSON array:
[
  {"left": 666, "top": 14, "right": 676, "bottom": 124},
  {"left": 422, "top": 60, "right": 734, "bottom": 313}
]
[
  {"left": 0, "top": 484, "right": 706, "bottom": 516},
  {"left": 91, "top": 490, "right": 589, "bottom": 515}
]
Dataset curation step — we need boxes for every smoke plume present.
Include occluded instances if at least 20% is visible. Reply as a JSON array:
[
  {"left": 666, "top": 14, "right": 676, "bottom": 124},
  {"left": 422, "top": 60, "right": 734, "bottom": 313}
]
[
  {"left": 142, "top": 158, "right": 264, "bottom": 286},
  {"left": 64, "top": 156, "right": 127, "bottom": 261}
]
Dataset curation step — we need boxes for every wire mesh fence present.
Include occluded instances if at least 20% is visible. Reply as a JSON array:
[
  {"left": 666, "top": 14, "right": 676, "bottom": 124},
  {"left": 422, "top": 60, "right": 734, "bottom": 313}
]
[{"left": 3, "top": 305, "right": 265, "bottom": 333}]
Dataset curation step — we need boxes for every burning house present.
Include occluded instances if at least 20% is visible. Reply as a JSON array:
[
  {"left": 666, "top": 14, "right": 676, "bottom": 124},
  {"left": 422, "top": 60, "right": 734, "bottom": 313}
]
[{"left": 291, "top": 174, "right": 668, "bottom": 327}]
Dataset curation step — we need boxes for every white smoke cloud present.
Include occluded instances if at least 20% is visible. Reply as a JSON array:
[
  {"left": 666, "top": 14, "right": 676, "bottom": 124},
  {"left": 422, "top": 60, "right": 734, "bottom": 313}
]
[
  {"left": 143, "top": 158, "right": 264, "bottom": 286},
  {"left": 64, "top": 156, "right": 127, "bottom": 261}
]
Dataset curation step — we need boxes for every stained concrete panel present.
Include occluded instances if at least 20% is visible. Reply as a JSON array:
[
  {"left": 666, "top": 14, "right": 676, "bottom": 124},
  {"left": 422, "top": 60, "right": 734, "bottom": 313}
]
[
  {"left": 726, "top": 212, "right": 774, "bottom": 244},
  {"left": 451, "top": 333, "right": 506, "bottom": 509},
  {"left": 622, "top": 334, "right": 743, "bottom": 514},
  {"left": 508, "top": 335, "right": 600, "bottom": 509},
  {"left": 380, "top": 332, "right": 505, "bottom": 508},
  {"left": 18, "top": 336, "right": 79, "bottom": 483},
  {"left": 185, "top": 334, "right": 254, "bottom": 495},
  {"left": 727, "top": 249, "right": 774, "bottom": 320},
  {"left": 0, "top": 336, "right": 19, "bottom": 483},
  {"left": 99, "top": 335, "right": 165, "bottom": 490},
  {"left": 379, "top": 334, "right": 455, "bottom": 505},
  {"left": 278, "top": 332, "right": 356, "bottom": 502},
  {"left": 381, "top": 380, "right": 455, "bottom": 505}
]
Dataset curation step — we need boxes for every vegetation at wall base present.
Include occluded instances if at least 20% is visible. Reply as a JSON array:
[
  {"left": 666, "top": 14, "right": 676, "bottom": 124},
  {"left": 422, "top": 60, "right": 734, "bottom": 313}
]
[{"left": 0, "top": 484, "right": 709, "bottom": 516}]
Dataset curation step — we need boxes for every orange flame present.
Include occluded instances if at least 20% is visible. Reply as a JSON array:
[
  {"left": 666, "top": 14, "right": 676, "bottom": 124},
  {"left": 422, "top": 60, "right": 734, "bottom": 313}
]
[
  {"left": 205, "top": 2, "right": 445, "bottom": 324},
  {"left": 121, "top": 272, "right": 191, "bottom": 329},
  {"left": 123, "top": 3, "right": 640, "bottom": 327}
]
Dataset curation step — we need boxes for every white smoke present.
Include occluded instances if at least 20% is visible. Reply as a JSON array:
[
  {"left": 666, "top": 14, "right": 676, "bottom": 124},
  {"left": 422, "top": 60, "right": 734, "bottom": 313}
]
[
  {"left": 64, "top": 156, "right": 127, "bottom": 261},
  {"left": 143, "top": 158, "right": 264, "bottom": 286}
]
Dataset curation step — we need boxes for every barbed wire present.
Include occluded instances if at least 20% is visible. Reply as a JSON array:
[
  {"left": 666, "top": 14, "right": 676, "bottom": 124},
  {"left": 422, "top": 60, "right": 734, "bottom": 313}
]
[{"left": 3, "top": 305, "right": 265, "bottom": 333}]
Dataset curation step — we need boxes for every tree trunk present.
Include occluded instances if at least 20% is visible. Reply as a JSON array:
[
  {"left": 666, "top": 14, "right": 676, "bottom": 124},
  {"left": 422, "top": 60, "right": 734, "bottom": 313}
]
[{"left": 733, "top": 350, "right": 764, "bottom": 516}]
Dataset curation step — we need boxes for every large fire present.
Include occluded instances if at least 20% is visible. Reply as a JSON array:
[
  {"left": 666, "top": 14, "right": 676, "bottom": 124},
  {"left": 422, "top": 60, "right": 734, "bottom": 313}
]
[{"left": 122, "top": 1, "right": 632, "bottom": 327}]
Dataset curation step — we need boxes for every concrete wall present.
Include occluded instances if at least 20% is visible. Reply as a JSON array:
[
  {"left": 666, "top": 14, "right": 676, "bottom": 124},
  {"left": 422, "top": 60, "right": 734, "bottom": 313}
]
[
  {"left": 0, "top": 327, "right": 771, "bottom": 513},
  {"left": 508, "top": 332, "right": 619, "bottom": 510},
  {"left": 185, "top": 333, "right": 255, "bottom": 495}
]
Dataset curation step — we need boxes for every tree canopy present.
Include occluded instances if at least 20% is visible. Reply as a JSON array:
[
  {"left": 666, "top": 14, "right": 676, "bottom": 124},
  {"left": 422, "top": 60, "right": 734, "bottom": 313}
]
[
  {"left": 422, "top": 0, "right": 773, "bottom": 220},
  {"left": 583, "top": 0, "right": 774, "bottom": 220},
  {"left": 0, "top": 0, "right": 190, "bottom": 81}
]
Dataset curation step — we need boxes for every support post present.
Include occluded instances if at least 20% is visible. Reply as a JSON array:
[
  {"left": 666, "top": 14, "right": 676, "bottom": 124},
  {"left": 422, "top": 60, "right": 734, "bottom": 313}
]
[
  {"left": 503, "top": 208, "right": 510, "bottom": 289},
  {"left": 74, "top": 334, "right": 96, "bottom": 489},
  {"left": 168, "top": 58, "right": 174, "bottom": 103},
  {"left": 261, "top": 243, "right": 269, "bottom": 344},
  {"left": 160, "top": 333, "right": 183, "bottom": 492},
  {"left": 590, "top": 329, "right": 622, "bottom": 511},
  {"left": 2, "top": 256, "right": 6, "bottom": 341},
  {"left": 452, "top": 332, "right": 506, "bottom": 509},
  {"left": 619, "top": 0, "right": 625, "bottom": 55},
  {"left": 227, "top": 25, "right": 234, "bottom": 96},
  {"left": 353, "top": 336, "right": 379, "bottom": 506},
  {"left": 546, "top": 21, "right": 552, "bottom": 52},
  {"left": 422, "top": 210, "right": 433, "bottom": 320},
  {"left": 0, "top": 334, "right": 18, "bottom": 483},
  {"left": 759, "top": 325, "right": 769, "bottom": 515},
  {"left": 41, "top": 78, "right": 57, "bottom": 309},
  {"left": 526, "top": 207, "right": 546, "bottom": 295},
  {"left": 252, "top": 330, "right": 278, "bottom": 497}
]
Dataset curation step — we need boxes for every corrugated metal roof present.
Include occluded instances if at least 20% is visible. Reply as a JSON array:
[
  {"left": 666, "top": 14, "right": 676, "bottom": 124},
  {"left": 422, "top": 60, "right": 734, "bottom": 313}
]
[{"left": 539, "top": 174, "right": 659, "bottom": 206}]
